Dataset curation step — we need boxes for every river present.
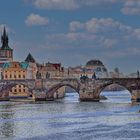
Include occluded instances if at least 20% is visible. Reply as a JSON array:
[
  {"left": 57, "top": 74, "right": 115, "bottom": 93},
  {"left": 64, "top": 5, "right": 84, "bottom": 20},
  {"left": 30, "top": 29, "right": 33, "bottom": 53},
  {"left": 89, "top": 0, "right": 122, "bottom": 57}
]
[{"left": 0, "top": 90, "right": 140, "bottom": 140}]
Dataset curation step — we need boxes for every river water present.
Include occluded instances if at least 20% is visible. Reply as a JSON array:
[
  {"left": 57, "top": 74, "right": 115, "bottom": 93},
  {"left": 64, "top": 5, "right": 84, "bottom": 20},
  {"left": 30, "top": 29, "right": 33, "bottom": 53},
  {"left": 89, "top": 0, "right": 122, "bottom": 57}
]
[{"left": 0, "top": 91, "right": 140, "bottom": 140}]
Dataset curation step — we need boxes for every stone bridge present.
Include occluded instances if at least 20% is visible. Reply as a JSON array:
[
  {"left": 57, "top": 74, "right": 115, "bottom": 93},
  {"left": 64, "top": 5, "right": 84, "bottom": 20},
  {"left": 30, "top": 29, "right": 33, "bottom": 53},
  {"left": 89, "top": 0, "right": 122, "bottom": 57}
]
[
  {"left": 79, "top": 78, "right": 140, "bottom": 102},
  {"left": 0, "top": 77, "right": 140, "bottom": 102}
]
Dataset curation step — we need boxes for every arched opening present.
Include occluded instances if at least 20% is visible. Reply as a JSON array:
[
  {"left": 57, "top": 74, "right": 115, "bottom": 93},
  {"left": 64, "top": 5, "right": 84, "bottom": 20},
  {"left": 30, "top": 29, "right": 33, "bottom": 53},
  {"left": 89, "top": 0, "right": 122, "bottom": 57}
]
[
  {"left": 8, "top": 84, "right": 30, "bottom": 99},
  {"left": 100, "top": 84, "right": 131, "bottom": 103},
  {"left": 63, "top": 86, "right": 79, "bottom": 102},
  {"left": 49, "top": 84, "right": 79, "bottom": 102}
]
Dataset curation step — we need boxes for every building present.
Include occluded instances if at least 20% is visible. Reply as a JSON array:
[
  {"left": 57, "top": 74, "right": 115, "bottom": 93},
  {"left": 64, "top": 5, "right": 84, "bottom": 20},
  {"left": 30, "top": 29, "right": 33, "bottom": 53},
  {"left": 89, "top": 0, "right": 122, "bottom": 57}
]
[
  {"left": 67, "top": 60, "right": 108, "bottom": 79},
  {"left": 0, "top": 27, "right": 13, "bottom": 79},
  {"left": 2, "top": 61, "right": 29, "bottom": 97},
  {"left": 85, "top": 59, "right": 108, "bottom": 78},
  {"left": 0, "top": 27, "right": 13, "bottom": 62},
  {"left": 36, "top": 63, "right": 47, "bottom": 79},
  {"left": 36, "top": 62, "right": 64, "bottom": 79},
  {"left": 67, "top": 66, "right": 84, "bottom": 79},
  {"left": 25, "top": 53, "right": 37, "bottom": 79},
  {"left": 45, "top": 62, "right": 64, "bottom": 78}
]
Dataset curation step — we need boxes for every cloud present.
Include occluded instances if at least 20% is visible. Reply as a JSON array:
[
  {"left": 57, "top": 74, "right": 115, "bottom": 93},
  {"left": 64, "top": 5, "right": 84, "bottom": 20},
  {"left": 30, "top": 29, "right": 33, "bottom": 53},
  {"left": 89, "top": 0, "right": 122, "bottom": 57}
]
[
  {"left": 33, "top": 0, "right": 79, "bottom": 10},
  {"left": 25, "top": 13, "right": 49, "bottom": 26},
  {"left": 24, "top": 0, "right": 120, "bottom": 10},
  {"left": 70, "top": 18, "right": 132, "bottom": 36},
  {"left": 24, "top": 0, "right": 140, "bottom": 16},
  {"left": 43, "top": 17, "right": 140, "bottom": 56},
  {"left": 70, "top": 21, "right": 84, "bottom": 32},
  {"left": 121, "top": 0, "right": 140, "bottom": 15},
  {"left": 80, "top": 0, "right": 118, "bottom": 6}
]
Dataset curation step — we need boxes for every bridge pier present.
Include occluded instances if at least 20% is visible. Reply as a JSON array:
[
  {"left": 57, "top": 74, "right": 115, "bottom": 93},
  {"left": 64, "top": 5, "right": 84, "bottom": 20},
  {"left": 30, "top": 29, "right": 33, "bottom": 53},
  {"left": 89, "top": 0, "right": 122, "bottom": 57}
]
[
  {"left": 79, "top": 85, "right": 100, "bottom": 102},
  {"left": 0, "top": 96, "right": 9, "bottom": 101},
  {"left": 79, "top": 91, "right": 100, "bottom": 102},
  {"left": 0, "top": 89, "right": 10, "bottom": 101},
  {"left": 78, "top": 78, "right": 102, "bottom": 102},
  {"left": 131, "top": 90, "right": 140, "bottom": 102}
]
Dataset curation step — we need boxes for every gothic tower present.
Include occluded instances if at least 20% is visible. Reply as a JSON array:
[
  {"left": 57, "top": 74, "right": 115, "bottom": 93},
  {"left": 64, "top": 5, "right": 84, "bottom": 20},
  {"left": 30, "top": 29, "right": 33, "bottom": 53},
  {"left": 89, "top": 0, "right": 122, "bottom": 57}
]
[{"left": 0, "top": 27, "right": 13, "bottom": 62}]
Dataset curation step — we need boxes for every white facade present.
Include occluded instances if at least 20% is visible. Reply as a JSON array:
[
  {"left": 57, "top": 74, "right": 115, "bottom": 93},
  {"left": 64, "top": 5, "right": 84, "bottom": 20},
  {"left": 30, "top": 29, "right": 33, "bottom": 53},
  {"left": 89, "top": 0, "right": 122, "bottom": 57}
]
[{"left": 26, "top": 62, "right": 37, "bottom": 79}]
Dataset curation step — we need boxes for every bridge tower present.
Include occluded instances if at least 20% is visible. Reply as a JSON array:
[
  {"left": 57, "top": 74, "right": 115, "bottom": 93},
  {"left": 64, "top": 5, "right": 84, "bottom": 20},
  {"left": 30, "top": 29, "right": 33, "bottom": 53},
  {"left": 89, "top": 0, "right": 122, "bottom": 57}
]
[{"left": 0, "top": 26, "right": 13, "bottom": 62}]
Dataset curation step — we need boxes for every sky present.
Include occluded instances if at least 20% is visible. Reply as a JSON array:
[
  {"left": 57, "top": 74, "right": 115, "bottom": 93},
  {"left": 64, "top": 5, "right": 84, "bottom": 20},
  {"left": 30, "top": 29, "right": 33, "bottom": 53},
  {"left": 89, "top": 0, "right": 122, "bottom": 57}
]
[{"left": 0, "top": 0, "right": 140, "bottom": 74}]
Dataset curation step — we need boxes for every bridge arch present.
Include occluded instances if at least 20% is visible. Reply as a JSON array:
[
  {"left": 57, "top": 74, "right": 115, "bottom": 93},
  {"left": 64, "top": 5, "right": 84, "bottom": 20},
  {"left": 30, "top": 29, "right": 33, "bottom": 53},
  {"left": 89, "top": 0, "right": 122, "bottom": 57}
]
[
  {"left": 98, "top": 83, "right": 132, "bottom": 101},
  {"left": 46, "top": 83, "right": 80, "bottom": 99},
  {"left": 0, "top": 83, "right": 32, "bottom": 98}
]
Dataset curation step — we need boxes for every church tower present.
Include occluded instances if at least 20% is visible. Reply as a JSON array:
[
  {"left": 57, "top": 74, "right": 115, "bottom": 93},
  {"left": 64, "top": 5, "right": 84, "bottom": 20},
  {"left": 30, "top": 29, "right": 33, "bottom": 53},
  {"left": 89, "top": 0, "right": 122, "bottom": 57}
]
[{"left": 0, "top": 27, "right": 13, "bottom": 62}]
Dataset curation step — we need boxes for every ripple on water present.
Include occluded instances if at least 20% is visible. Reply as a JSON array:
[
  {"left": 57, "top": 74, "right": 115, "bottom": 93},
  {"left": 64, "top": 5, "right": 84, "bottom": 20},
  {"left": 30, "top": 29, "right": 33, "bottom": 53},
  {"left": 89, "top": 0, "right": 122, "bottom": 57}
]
[{"left": 0, "top": 91, "right": 140, "bottom": 140}]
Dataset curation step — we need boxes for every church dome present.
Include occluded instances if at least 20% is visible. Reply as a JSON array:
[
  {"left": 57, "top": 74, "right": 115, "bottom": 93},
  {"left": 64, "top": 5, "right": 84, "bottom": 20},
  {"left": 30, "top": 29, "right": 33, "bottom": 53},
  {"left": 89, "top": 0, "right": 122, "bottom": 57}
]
[{"left": 86, "top": 59, "right": 104, "bottom": 66}]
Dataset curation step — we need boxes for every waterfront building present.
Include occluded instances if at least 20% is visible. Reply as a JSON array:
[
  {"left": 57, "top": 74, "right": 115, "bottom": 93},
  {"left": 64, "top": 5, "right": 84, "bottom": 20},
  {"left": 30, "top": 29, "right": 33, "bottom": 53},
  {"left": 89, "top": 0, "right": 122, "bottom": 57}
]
[
  {"left": 67, "top": 66, "right": 84, "bottom": 79},
  {"left": 2, "top": 61, "right": 29, "bottom": 97},
  {"left": 85, "top": 60, "right": 108, "bottom": 78},
  {"left": 25, "top": 53, "right": 37, "bottom": 79},
  {"left": 36, "top": 62, "right": 64, "bottom": 79},
  {"left": 36, "top": 63, "right": 47, "bottom": 79},
  {"left": 0, "top": 27, "right": 13, "bottom": 79},
  {"left": 45, "top": 62, "right": 64, "bottom": 78},
  {"left": 67, "top": 60, "right": 108, "bottom": 79},
  {"left": 0, "top": 27, "right": 13, "bottom": 62}
]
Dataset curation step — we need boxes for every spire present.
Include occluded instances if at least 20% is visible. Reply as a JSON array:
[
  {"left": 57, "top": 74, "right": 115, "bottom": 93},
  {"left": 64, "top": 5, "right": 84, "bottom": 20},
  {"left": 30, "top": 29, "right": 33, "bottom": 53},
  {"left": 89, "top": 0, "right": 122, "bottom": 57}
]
[
  {"left": 25, "top": 53, "right": 36, "bottom": 63},
  {"left": 3, "top": 26, "right": 6, "bottom": 37},
  {"left": 1, "top": 26, "right": 11, "bottom": 50}
]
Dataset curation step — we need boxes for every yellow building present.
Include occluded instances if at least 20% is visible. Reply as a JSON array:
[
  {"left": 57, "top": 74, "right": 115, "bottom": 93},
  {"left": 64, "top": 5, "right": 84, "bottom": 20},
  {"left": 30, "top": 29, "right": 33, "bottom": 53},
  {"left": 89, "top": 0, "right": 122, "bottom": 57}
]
[{"left": 2, "top": 61, "right": 29, "bottom": 97}]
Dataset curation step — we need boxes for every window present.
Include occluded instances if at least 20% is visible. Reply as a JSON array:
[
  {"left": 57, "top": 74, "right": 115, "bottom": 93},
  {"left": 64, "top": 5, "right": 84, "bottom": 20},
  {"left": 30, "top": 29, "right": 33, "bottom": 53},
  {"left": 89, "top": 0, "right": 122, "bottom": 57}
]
[
  {"left": 14, "top": 75, "right": 16, "bottom": 79},
  {"left": 5, "top": 75, "right": 7, "bottom": 79},
  {"left": 10, "top": 74, "right": 12, "bottom": 78}
]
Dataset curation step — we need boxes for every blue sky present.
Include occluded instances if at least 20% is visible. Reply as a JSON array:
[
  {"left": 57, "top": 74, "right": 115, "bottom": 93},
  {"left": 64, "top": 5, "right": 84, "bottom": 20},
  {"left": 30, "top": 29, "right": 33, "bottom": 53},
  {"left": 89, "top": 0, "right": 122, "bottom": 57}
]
[{"left": 0, "top": 0, "right": 140, "bottom": 74}]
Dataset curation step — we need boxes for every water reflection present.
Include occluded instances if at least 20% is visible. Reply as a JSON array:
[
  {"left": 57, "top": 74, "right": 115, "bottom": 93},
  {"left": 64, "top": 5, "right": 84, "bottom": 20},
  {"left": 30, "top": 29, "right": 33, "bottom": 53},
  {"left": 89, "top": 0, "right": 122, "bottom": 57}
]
[
  {"left": 63, "top": 92, "right": 79, "bottom": 103},
  {"left": 100, "top": 90, "right": 131, "bottom": 103},
  {"left": 0, "top": 103, "right": 15, "bottom": 138}
]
